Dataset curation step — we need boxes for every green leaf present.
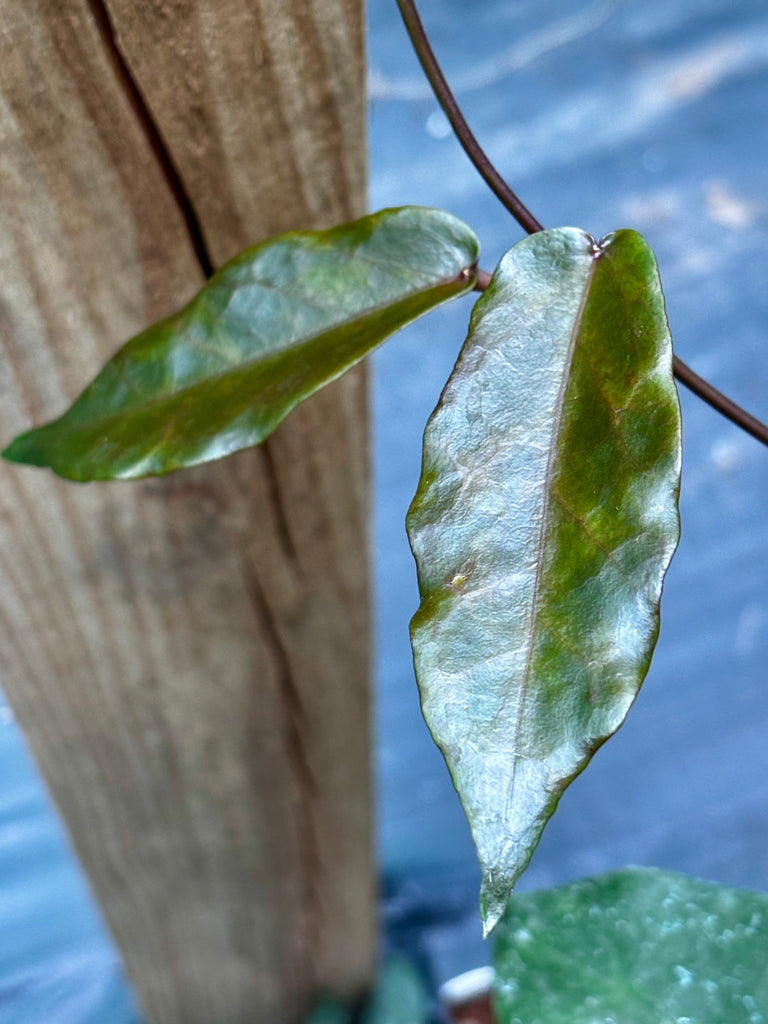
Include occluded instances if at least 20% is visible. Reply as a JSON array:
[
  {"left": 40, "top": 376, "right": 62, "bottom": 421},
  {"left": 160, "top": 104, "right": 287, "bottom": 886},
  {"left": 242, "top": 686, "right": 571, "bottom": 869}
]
[
  {"left": 361, "top": 955, "right": 430, "bottom": 1024},
  {"left": 407, "top": 228, "right": 681, "bottom": 934},
  {"left": 302, "top": 956, "right": 429, "bottom": 1024},
  {"left": 304, "top": 997, "right": 352, "bottom": 1024},
  {"left": 3, "top": 207, "right": 478, "bottom": 481},
  {"left": 493, "top": 868, "right": 768, "bottom": 1023}
]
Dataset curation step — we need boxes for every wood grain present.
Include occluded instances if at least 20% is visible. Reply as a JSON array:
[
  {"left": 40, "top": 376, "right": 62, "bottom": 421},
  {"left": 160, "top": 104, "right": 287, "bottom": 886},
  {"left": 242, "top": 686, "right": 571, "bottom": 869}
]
[{"left": 0, "top": 1, "right": 372, "bottom": 1022}]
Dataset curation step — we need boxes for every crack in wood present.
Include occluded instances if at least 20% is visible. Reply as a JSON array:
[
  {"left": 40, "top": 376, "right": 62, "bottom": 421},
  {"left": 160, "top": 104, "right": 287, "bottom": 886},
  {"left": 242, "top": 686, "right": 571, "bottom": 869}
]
[
  {"left": 260, "top": 441, "right": 305, "bottom": 574},
  {"left": 241, "top": 561, "right": 323, "bottom": 979},
  {"left": 85, "top": 0, "right": 215, "bottom": 279}
]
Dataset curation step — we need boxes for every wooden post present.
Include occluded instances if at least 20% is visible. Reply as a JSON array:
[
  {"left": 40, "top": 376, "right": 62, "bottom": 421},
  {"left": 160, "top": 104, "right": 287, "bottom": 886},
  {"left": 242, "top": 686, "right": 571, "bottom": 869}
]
[{"left": 0, "top": 2, "right": 373, "bottom": 1022}]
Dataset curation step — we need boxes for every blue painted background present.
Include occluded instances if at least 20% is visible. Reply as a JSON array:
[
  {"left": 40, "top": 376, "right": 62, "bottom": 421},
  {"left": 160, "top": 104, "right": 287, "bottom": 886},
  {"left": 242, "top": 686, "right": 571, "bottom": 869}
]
[{"left": 1, "top": 0, "right": 766, "bottom": 1017}]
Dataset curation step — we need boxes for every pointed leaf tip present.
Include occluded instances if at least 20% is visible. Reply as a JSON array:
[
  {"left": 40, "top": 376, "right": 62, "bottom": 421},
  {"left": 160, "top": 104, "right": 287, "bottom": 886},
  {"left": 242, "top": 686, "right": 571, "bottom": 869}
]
[
  {"left": 408, "top": 227, "right": 681, "bottom": 928},
  {"left": 4, "top": 206, "right": 478, "bottom": 481},
  {"left": 480, "top": 883, "right": 508, "bottom": 938}
]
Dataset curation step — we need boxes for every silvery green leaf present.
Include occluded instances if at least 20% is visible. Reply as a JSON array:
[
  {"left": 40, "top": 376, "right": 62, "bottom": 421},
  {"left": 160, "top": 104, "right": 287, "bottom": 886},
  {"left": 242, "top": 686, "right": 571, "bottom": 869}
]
[{"left": 408, "top": 228, "right": 681, "bottom": 933}]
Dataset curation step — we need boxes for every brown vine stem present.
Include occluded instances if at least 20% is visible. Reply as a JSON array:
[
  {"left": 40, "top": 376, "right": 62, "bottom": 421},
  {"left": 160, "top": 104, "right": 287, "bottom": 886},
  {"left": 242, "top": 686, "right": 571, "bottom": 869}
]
[
  {"left": 671, "top": 357, "right": 768, "bottom": 447},
  {"left": 399, "top": 0, "right": 768, "bottom": 447},
  {"left": 470, "top": 271, "right": 768, "bottom": 447},
  {"left": 395, "top": 0, "right": 543, "bottom": 234}
]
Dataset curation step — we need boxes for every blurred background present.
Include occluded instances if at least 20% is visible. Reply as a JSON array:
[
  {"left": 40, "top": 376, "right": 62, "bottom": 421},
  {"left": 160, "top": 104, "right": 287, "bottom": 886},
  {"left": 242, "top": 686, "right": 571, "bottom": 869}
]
[{"left": 1, "top": 0, "right": 767, "bottom": 1019}]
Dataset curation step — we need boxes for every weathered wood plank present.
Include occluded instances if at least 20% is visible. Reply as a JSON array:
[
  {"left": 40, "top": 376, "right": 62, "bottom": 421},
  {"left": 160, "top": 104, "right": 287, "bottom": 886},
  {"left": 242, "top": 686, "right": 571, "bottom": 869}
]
[
  {"left": 103, "top": 0, "right": 367, "bottom": 261},
  {"left": 0, "top": 1, "right": 372, "bottom": 1022}
]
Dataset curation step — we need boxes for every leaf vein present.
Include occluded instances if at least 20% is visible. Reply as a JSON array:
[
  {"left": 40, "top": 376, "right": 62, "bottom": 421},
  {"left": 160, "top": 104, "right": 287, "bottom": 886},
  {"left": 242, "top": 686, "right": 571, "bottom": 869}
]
[
  {"left": 550, "top": 487, "right": 615, "bottom": 562},
  {"left": 503, "top": 255, "right": 599, "bottom": 777}
]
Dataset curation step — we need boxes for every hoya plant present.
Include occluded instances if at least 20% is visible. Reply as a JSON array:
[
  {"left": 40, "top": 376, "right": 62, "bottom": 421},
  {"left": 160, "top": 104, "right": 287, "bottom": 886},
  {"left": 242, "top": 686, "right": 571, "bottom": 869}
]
[{"left": 4, "top": 1, "right": 767, "bottom": 1020}]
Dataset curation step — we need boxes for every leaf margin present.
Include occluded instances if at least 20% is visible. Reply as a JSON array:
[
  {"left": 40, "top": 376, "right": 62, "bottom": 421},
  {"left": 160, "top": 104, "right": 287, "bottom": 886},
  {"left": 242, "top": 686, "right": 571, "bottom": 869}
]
[
  {"left": 407, "top": 226, "right": 682, "bottom": 934},
  {"left": 3, "top": 205, "right": 480, "bottom": 481}
]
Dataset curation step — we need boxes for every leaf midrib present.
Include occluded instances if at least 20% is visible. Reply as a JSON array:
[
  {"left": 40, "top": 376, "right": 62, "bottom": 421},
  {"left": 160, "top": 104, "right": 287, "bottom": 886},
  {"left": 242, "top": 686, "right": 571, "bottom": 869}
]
[
  {"left": 62, "top": 270, "right": 473, "bottom": 431},
  {"left": 507, "top": 250, "right": 601, "bottom": 786}
]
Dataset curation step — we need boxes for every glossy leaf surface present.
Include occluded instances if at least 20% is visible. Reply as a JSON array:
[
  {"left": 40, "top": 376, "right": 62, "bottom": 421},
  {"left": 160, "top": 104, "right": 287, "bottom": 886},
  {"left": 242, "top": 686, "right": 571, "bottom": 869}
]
[
  {"left": 4, "top": 207, "right": 478, "bottom": 480},
  {"left": 408, "top": 228, "right": 681, "bottom": 934},
  {"left": 494, "top": 868, "right": 768, "bottom": 1023}
]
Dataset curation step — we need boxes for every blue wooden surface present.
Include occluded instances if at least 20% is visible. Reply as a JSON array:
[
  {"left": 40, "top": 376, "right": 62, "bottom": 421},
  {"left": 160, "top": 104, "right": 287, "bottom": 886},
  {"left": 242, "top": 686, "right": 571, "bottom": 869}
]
[
  {"left": 371, "top": 0, "right": 768, "bottom": 986},
  {"left": 1, "top": 0, "right": 767, "bottom": 1015}
]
